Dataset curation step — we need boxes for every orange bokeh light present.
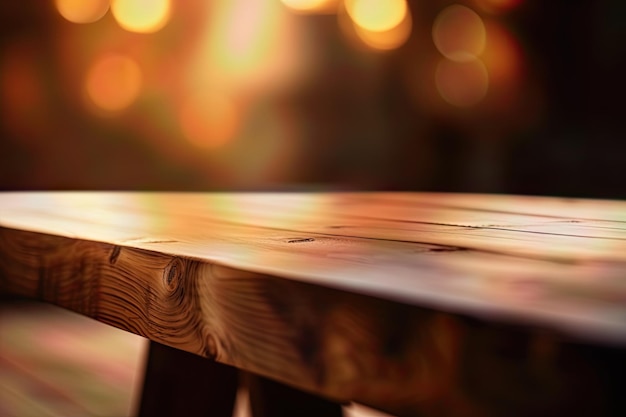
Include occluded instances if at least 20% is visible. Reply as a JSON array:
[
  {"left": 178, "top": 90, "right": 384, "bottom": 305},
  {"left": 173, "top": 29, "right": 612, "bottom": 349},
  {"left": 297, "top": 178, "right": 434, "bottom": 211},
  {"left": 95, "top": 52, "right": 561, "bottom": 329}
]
[
  {"left": 482, "top": 22, "right": 522, "bottom": 86},
  {"left": 111, "top": 0, "right": 171, "bottom": 33},
  {"left": 281, "top": 0, "right": 338, "bottom": 14},
  {"left": 55, "top": 0, "right": 110, "bottom": 24},
  {"left": 179, "top": 92, "right": 239, "bottom": 149},
  {"left": 481, "top": 22, "right": 525, "bottom": 112},
  {"left": 346, "top": 0, "right": 408, "bottom": 32},
  {"left": 433, "top": 5, "right": 486, "bottom": 62},
  {"left": 435, "top": 58, "right": 489, "bottom": 107},
  {"left": 85, "top": 54, "right": 142, "bottom": 112}
]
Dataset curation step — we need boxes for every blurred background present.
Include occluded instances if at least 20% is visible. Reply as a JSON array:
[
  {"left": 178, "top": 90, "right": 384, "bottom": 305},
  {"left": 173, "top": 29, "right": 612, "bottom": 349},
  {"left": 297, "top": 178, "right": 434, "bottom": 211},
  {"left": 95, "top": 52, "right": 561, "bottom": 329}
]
[{"left": 0, "top": 0, "right": 624, "bottom": 197}]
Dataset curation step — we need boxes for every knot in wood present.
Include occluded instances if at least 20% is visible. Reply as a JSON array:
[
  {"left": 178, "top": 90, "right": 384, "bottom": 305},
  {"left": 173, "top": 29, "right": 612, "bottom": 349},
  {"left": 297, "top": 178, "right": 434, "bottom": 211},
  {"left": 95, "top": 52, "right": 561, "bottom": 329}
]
[
  {"left": 205, "top": 335, "right": 218, "bottom": 359},
  {"left": 163, "top": 257, "right": 183, "bottom": 290},
  {"left": 108, "top": 246, "right": 121, "bottom": 264}
]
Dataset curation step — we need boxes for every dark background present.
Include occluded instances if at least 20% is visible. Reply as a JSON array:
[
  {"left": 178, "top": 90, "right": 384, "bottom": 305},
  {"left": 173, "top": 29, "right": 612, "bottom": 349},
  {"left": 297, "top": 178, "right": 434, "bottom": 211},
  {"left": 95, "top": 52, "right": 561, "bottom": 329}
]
[{"left": 0, "top": 0, "right": 624, "bottom": 198}]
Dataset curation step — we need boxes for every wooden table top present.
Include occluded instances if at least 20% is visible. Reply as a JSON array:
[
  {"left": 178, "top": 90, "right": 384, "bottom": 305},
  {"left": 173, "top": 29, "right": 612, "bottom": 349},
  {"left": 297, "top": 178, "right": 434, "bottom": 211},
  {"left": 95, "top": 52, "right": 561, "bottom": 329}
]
[{"left": 1, "top": 192, "right": 625, "bottom": 415}]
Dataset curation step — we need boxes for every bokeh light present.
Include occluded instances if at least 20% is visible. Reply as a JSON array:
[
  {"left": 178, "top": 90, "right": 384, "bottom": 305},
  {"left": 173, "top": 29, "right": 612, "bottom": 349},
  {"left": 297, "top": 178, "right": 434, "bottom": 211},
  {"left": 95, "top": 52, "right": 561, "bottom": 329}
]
[
  {"left": 216, "top": 0, "right": 279, "bottom": 72},
  {"left": 433, "top": 5, "right": 486, "bottom": 62},
  {"left": 111, "top": 0, "right": 171, "bottom": 33},
  {"left": 179, "top": 92, "right": 239, "bottom": 149},
  {"left": 352, "top": 7, "right": 412, "bottom": 51},
  {"left": 55, "top": 0, "right": 110, "bottom": 24},
  {"left": 346, "top": 0, "right": 408, "bottom": 32},
  {"left": 191, "top": 0, "right": 304, "bottom": 91},
  {"left": 480, "top": 22, "right": 526, "bottom": 113},
  {"left": 281, "top": 0, "right": 338, "bottom": 14},
  {"left": 435, "top": 58, "right": 489, "bottom": 107},
  {"left": 85, "top": 54, "right": 143, "bottom": 112},
  {"left": 482, "top": 22, "right": 522, "bottom": 87}
]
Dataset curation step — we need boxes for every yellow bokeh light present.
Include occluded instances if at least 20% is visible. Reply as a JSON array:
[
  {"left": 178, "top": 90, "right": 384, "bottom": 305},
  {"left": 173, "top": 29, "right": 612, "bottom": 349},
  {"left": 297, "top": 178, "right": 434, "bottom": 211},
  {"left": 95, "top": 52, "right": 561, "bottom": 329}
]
[
  {"left": 85, "top": 54, "right": 142, "bottom": 112},
  {"left": 346, "top": 0, "right": 407, "bottom": 32},
  {"left": 55, "top": 0, "right": 110, "bottom": 24},
  {"left": 111, "top": 0, "right": 171, "bottom": 33},
  {"left": 179, "top": 92, "right": 239, "bottom": 149},
  {"left": 435, "top": 58, "right": 489, "bottom": 107},
  {"left": 281, "top": 0, "right": 338, "bottom": 14},
  {"left": 194, "top": 0, "right": 303, "bottom": 90},
  {"left": 433, "top": 5, "right": 486, "bottom": 62},
  {"left": 352, "top": 7, "right": 412, "bottom": 51}
]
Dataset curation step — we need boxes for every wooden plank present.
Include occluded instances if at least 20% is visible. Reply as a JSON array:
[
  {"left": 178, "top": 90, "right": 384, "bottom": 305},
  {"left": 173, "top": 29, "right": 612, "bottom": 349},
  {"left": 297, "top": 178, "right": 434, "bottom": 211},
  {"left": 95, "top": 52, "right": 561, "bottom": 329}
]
[
  {"left": 0, "top": 228, "right": 469, "bottom": 415},
  {"left": 1, "top": 193, "right": 625, "bottom": 342},
  {"left": 2, "top": 192, "right": 624, "bottom": 261},
  {"left": 1, "top": 192, "right": 626, "bottom": 416}
]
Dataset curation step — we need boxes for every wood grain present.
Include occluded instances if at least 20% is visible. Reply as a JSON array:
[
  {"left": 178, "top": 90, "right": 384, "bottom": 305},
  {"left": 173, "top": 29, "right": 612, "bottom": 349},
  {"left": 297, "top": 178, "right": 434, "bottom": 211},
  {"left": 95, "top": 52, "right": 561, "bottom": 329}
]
[
  {"left": 1, "top": 192, "right": 625, "bottom": 342},
  {"left": 0, "top": 227, "right": 466, "bottom": 415},
  {"left": 1, "top": 192, "right": 626, "bottom": 416}
]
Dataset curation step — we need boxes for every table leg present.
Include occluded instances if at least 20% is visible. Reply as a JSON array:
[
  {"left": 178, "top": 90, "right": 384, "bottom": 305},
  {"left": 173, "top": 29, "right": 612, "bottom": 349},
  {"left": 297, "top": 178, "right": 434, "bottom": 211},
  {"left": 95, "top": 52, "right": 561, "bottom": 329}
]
[
  {"left": 138, "top": 342, "right": 238, "bottom": 417},
  {"left": 245, "top": 373, "right": 343, "bottom": 417}
]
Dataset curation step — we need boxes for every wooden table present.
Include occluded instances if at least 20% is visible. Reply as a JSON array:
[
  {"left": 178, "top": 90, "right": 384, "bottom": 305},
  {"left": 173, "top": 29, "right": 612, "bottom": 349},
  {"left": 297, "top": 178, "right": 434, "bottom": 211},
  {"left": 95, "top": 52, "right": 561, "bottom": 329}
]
[{"left": 1, "top": 192, "right": 625, "bottom": 416}]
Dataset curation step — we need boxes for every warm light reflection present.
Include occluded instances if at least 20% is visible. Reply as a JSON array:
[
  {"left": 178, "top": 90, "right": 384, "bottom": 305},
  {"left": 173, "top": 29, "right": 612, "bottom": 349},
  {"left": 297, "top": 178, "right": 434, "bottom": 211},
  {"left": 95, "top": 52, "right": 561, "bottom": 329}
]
[
  {"left": 111, "top": 0, "right": 171, "bottom": 33},
  {"left": 211, "top": 193, "right": 325, "bottom": 228},
  {"left": 281, "top": 0, "right": 338, "bottom": 14},
  {"left": 433, "top": 5, "right": 485, "bottom": 62},
  {"left": 353, "top": 7, "right": 412, "bottom": 51},
  {"left": 179, "top": 92, "right": 239, "bottom": 149},
  {"left": 435, "top": 58, "right": 489, "bottom": 107},
  {"left": 55, "top": 0, "right": 110, "bottom": 24},
  {"left": 346, "top": 0, "right": 408, "bottom": 32},
  {"left": 475, "top": 0, "right": 523, "bottom": 13},
  {"left": 40, "top": 193, "right": 150, "bottom": 238},
  {"left": 85, "top": 54, "right": 142, "bottom": 112}
]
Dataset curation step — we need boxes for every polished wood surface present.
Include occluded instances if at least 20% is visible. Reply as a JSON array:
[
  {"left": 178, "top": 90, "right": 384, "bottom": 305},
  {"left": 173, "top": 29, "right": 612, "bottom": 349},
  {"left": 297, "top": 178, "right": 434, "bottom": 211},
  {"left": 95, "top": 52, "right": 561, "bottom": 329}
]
[{"left": 1, "top": 192, "right": 625, "bottom": 416}]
